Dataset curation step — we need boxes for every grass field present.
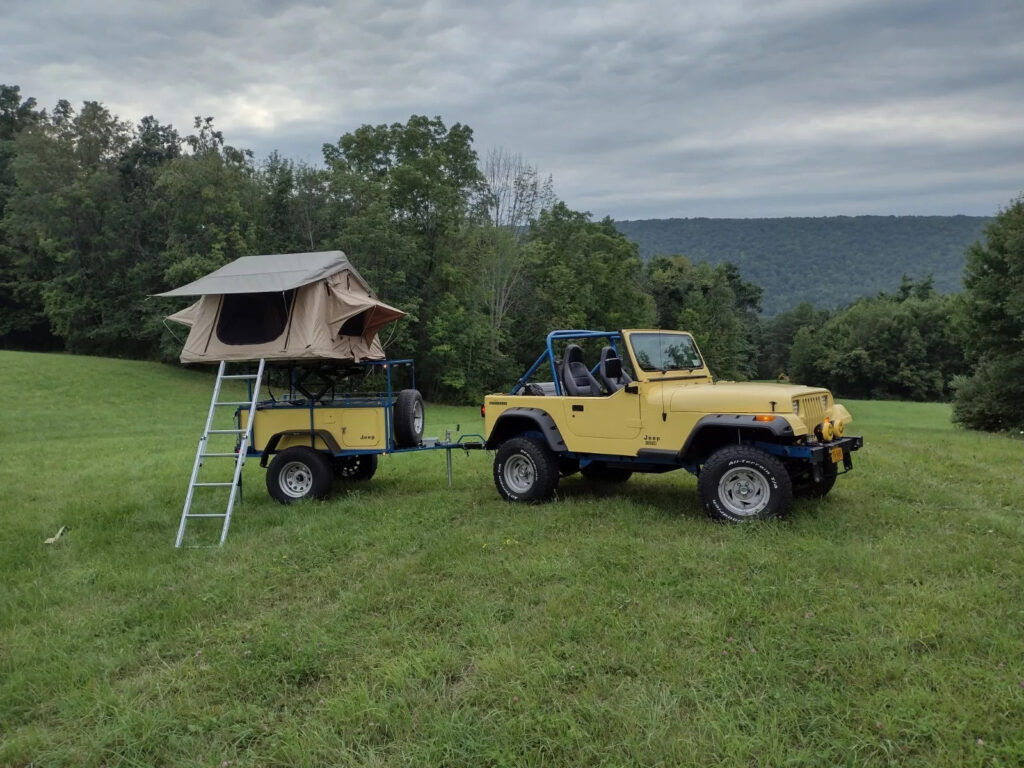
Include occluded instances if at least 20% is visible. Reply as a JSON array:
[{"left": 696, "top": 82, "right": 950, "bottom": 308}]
[{"left": 1, "top": 350, "right": 1023, "bottom": 767}]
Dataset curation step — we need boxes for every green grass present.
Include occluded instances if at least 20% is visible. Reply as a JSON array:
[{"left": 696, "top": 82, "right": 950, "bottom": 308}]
[{"left": 1, "top": 350, "right": 1023, "bottom": 767}]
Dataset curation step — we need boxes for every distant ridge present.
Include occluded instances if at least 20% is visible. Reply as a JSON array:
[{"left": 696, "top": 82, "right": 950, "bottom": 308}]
[{"left": 615, "top": 215, "right": 989, "bottom": 315}]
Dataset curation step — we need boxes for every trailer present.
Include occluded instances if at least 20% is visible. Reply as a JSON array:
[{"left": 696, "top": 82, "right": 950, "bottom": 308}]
[{"left": 158, "top": 250, "right": 480, "bottom": 547}]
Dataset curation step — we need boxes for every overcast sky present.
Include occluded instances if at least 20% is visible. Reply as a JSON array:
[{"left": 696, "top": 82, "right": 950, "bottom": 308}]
[{"left": 3, "top": 0, "right": 1022, "bottom": 219}]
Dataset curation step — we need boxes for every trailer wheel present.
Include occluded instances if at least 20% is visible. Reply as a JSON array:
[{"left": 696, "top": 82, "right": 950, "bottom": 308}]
[
  {"left": 334, "top": 453, "right": 378, "bottom": 481},
  {"left": 493, "top": 436, "right": 559, "bottom": 502},
  {"left": 266, "top": 447, "right": 333, "bottom": 504},
  {"left": 394, "top": 389, "right": 425, "bottom": 447}
]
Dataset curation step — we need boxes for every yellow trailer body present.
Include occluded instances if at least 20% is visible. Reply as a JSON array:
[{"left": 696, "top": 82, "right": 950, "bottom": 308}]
[{"left": 239, "top": 402, "right": 388, "bottom": 453}]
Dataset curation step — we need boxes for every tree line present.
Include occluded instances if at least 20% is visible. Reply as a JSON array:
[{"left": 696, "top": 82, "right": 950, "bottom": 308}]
[{"left": 1, "top": 85, "right": 1021, "bottom": 430}]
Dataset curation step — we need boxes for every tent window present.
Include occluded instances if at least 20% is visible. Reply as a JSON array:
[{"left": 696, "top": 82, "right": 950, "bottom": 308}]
[
  {"left": 216, "top": 291, "right": 295, "bottom": 345},
  {"left": 340, "top": 311, "right": 367, "bottom": 337}
]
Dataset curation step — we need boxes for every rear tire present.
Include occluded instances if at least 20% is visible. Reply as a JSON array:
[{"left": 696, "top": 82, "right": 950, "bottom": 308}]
[
  {"left": 698, "top": 445, "right": 792, "bottom": 522},
  {"left": 334, "top": 453, "right": 378, "bottom": 481},
  {"left": 394, "top": 389, "right": 425, "bottom": 447},
  {"left": 494, "top": 437, "right": 559, "bottom": 502},
  {"left": 581, "top": 462, "right": 632, "bottom": 483},
  {"left": 266, "top": 447, "right": 333, "bottom": 504}
]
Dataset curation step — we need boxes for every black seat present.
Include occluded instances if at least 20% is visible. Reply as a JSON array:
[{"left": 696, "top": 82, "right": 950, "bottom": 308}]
[
  {"left": 598, "top": 346, "right": 632, "bottom": 393},
  {"left": 561, "top": 344, "right": 603, "bottom": 396}
]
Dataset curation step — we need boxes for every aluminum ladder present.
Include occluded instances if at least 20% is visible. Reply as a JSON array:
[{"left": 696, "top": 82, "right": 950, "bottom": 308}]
[{"left": 174, "top": 359, "right": 266, "bottom": 547}]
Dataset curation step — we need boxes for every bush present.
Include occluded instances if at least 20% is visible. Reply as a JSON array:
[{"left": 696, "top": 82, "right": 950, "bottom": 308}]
[{"left": 952, "top": 357, "right": 1024, "bottom": 432}]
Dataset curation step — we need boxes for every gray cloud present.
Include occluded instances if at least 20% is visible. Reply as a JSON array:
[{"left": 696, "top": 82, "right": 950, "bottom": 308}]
[{"left": 3, "top": 0, "right": 1022, "bottom": 217}]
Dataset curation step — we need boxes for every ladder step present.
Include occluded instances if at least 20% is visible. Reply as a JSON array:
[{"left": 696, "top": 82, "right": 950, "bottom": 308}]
[
  {"left": 192, "top": 482, "right": 235, "bottom": 487},
  {"left": 208, "top": 429, "right": 245, "bottom": 434},
  {"left": 221, "top": 374, "right": 259, "bottom": 380},
  {"left": 186, "top": 513, "right": 229, "bottom": 518},
  {"left": 201, "top": 452, "right": 240, "bottom": 458},
  {"left": 216, "top": 401, "right": 251, "bottom": 407}
]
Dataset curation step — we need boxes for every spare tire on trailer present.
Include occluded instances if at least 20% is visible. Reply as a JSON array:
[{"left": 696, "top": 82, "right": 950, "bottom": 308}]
[{"left": 394, "top": 389, "right": 425, "bottom": 447}]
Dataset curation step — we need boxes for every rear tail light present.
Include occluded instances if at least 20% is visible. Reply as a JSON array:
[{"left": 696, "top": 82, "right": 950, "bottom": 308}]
[{"left": 480, "top": 404, "right": 486, "bottom": 418}]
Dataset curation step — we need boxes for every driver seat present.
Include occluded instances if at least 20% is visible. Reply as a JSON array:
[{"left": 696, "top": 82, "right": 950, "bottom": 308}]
[
  {"left": 598, "top": 346, "right": 632, "bottom": 393},
  {"left": 561, "top": 344, "right": 603, "bottom": 396}
]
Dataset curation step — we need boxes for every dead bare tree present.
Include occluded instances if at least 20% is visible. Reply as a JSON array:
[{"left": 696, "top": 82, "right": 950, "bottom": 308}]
[
  {"left": 483, "top": 147, "right": 555, "bottom": 237},
  {"left": 479, "top": 149, "right": 556, "bottom": 353}
]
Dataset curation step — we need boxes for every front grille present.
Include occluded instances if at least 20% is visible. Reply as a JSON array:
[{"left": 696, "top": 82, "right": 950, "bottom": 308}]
[{"left": 796, "top": 394, "right": 826, "bottom": 431}]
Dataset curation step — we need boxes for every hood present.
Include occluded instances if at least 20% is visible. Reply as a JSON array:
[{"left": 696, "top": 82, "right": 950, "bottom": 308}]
[{"left": 670, "top": 382, "right": 828, "bottom": 413}]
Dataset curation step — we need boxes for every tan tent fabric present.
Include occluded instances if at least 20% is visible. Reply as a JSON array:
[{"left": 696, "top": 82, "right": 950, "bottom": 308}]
[
  {"left": 155, "top": 251, "right": 364, "bottom": 297},
  {"left": 162, "top": 251, "right": 404, "bottom": 364}
]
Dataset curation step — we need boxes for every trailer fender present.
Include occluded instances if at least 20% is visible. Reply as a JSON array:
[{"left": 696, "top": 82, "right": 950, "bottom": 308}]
[
  {"left": 259, "top": 429, "right": 342, "bottom": 467},
  {"left": 486, "top": 407, "right": 567, "bottom": 452}
]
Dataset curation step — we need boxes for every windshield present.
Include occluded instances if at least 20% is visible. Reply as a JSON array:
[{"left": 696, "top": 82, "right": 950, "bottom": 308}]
[{"left": 629, "top": 332, "right": 704, "bottom": 372}]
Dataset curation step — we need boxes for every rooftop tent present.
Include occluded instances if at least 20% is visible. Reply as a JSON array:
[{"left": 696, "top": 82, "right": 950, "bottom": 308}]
[{"left": 157, "top": 251, "right": 405, "bottom": 363}]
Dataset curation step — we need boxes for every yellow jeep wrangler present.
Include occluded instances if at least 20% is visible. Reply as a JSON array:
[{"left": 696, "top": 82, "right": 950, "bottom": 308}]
[{"left": 482, "top": 329, "right": 862, "bottom": 522}]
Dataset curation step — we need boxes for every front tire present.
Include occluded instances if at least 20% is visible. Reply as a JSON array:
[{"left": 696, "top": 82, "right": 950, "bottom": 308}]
[
  {"left": 266, "top": 447, "right": 334, "bottom": 504},
  {"left": 494, "top": 437, "right": 559, "bottom": 502},
  {"left": 698, "top": 445, "right": 792, "bottom": 522}
]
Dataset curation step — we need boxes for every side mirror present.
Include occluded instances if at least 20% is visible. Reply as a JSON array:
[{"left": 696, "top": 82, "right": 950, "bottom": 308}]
[
  {"left": 605, "top": 356, "right": 622, "bottom": 380},
  {"left": 624, "top": 383, "right": 639, "bottom": 395}
]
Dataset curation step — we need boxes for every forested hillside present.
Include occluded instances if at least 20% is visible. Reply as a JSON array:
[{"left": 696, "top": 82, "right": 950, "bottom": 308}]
[
  {"left": 615, "top": 216, "right": 989, "bottom": 314},
  {"left": 3, "top": 83, "right": 1021, "bottom": 423}
]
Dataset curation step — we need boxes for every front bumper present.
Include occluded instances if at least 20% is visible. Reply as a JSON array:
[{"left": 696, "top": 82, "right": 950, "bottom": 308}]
[
  {"left": 808, "top": 435, "right": 863, "bottom": 480},
  {"left": 752, "top": 435, "right": 863, "bottom": 481}
]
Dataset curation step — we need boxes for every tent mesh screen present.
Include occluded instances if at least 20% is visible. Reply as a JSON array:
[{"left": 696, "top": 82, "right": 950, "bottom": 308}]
[{"left": 216, "top": 290, "right": 295, "bottom": 345}]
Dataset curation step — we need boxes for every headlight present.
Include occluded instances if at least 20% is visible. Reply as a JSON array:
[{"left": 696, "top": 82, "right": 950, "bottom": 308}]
[
  {"left": 792, "top": 399, "right": 800, "bottom": 415},
  {"left": 834, "top": 419, "right": 844, "bottom": 437},
  {"left": 819, "top": 419, "right": 835, "bottom": 441}
]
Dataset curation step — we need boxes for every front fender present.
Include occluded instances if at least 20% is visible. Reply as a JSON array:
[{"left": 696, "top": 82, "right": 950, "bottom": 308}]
[{"left": 678, "top": 414, "right": 796, "bottom": 463}]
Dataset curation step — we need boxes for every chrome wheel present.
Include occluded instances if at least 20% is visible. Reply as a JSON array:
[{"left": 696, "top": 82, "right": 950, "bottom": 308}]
[
  {"left": 412, "top": 400, "right": 424, "bottom": 435},
  {"left": 502, "top": 454, "right": 536, "bottom": 495},
  {"left": 717, "top": 466, "right": 770, "bottom": 517},
  {"left": 280, "top": 460, "right": 314, "bottom": 498}
]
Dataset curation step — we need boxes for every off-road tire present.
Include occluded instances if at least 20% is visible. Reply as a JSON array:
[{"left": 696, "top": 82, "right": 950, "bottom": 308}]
[
  {"left": 334, "top": 453, "right": 378, "bottom": 481},
  {"left": 790, "top": 464, "right": 838, "bottom": 498},
  {"left": 494, "top": 436, "right": 559, "bottom": 502},
  {"left": 266, "top": 447, "right": 334, "bottom": 504},
  {"left": 581, "top": 462, "right": 633, "bottom": 483},
  {"left": 698, "top": 445, "right": 792, "bottom": 522},
  {"left": 394, "top": 389, "right": 425, "bottom": 448}
]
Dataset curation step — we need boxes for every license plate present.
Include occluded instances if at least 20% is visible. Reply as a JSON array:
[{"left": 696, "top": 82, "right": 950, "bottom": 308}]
[{"left": 830, "top": 446, "right": 844, "bottom": 463}]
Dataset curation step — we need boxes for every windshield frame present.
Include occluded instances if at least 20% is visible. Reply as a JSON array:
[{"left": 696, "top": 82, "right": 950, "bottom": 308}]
[{"left": 624, "top": 330, "right": 708, "bottom": 380}]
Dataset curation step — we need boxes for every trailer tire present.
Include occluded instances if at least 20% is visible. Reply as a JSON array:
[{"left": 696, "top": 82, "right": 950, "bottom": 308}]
[
  {"left": 266, "top": 447, "right": 333, "bottom": 504},
  {"left": 334, "top": 453, "right": 378, "bottom": 481},
  {"left": 394, "top": 389, "right": 425, "bottom": 448}
]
